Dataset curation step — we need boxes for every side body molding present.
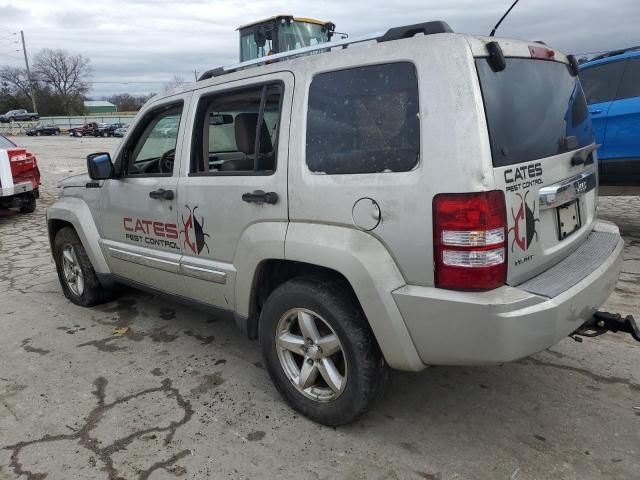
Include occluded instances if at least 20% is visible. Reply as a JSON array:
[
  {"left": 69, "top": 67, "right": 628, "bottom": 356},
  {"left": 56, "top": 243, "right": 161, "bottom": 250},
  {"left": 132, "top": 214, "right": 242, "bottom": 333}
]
[
  {"left": 46, "top": 196, "right": 111, "bottom": 274},
  {"left": 284, "top": 222, "right": 424, "bottom": 372}
]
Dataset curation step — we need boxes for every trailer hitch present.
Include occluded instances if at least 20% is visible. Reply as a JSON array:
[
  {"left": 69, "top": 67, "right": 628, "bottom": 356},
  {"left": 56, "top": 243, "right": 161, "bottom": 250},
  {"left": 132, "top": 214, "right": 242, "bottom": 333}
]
[{"left": 572, "top": 311, "right": 640, "bottom": 343}]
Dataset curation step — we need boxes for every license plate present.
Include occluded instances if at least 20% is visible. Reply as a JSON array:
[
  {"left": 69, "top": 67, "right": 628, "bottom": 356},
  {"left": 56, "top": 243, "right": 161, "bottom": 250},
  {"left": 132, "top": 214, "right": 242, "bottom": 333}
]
[{"left": 557, "top": 200, "right": 581, "bottom": 240}]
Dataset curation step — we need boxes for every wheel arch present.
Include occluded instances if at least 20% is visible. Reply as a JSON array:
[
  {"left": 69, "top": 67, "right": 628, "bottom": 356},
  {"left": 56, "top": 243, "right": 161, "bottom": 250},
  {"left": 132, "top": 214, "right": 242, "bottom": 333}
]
[
  {"left": 47, "top": 197, "right": 111, "bottom": 274},
  {"left": 238, "top": 222, "right": 424, "bottom": 371}
]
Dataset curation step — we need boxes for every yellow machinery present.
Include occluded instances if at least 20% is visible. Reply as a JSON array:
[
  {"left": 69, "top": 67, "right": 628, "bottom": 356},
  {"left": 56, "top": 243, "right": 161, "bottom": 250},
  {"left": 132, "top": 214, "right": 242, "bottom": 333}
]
[{"left": 238, "top": 15, "right": 336, "bottom": 62}]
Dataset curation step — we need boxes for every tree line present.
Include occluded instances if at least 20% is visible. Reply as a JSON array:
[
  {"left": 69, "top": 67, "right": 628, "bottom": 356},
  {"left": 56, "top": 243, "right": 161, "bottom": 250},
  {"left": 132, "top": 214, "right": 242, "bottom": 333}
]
[{"left": 0, "top": 48, "right": 157, "bottom": 116}]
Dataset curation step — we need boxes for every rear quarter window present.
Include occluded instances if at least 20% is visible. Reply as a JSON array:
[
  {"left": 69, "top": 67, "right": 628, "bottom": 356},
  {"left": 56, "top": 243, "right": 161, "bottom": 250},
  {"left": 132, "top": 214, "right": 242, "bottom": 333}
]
[{"left": 306, "top": 62, "right": 420, "bottom": 174}]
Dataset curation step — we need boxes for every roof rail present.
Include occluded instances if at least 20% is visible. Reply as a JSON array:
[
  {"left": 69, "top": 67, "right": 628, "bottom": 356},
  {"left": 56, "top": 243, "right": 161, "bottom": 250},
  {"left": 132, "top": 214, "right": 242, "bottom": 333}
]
[
  {"left": 591, "top": 45, "right": 640, "bottom": 61},
  {"left": 198, "top": 20, "right": 453, "bottom": 81}
]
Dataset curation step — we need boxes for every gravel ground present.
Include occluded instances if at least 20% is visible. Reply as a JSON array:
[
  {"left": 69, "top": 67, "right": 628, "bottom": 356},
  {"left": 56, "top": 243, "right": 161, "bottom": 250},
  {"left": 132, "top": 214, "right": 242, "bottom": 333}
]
[{"left": 0, "top": 136, "right": 638, "bottom": 480}]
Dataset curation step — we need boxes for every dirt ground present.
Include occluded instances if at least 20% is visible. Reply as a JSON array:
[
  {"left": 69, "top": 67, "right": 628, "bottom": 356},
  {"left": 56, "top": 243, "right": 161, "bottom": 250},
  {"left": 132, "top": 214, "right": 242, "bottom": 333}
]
[{"left": 0, "top": 136, "right": 638, "bottom": 480}]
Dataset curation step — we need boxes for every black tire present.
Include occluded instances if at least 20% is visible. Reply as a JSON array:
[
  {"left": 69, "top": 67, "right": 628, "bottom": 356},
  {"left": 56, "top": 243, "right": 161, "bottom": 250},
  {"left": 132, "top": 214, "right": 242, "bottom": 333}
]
[
  {"left": 259, "top": 277, "right": 389, "bottom": 426},
  {"left": 19, "top": 195, "right": 36, "bottom": 214},
  {"left": 53, "top": 227, "right": 110, "bottom": 307}
]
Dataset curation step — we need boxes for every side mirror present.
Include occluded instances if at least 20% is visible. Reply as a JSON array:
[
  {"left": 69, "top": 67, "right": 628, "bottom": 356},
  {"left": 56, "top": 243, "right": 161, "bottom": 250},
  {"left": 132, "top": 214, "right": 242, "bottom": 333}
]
[{"left": 87, "top": 152, "right": 114, "bottom": 180}]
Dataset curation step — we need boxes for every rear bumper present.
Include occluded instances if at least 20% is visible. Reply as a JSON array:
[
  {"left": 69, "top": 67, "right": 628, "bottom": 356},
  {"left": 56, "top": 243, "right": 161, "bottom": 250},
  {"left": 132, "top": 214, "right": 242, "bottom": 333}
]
[
  {"left": 0, "top": 180, "right": 33, "bottom": 198},
  {"left": 392, "top": 221, "right": 624, "bottom": 366}
]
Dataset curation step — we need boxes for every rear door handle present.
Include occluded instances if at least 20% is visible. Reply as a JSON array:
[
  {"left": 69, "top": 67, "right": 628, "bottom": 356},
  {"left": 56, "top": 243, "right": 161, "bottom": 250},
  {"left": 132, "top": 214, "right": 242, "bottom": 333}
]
[
  {"left": 242, "top": 190, "right": 278, "bottom": 205},
  {"left": 589, "top": 109, "right": 603, "bottom": 115},
  {"left": 149, "top": 188, "right": 174, "bottom": 200}
]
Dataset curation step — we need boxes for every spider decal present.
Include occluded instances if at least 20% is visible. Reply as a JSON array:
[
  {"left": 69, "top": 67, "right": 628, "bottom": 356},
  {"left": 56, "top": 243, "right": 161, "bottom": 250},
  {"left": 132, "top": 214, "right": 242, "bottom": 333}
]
[
  {"left": 507, "top": 190, "right": 540, "bottom": 252},
  {"left": 180, "top": 205, "right": 210, "bottom": 255}
]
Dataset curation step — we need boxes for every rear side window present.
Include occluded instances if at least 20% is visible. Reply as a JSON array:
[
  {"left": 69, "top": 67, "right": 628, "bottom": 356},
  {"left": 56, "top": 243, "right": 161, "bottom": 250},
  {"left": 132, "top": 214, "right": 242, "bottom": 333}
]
[
  {"left": 476, "top": 58, "right": 594, "bottom": 167},
  {"left": 579, "top": 60, "right": 626, "bottom": 104},
  {"left": 191, "top": 84, "right": 282, "bottom": 175},
  {"left": 306, "top": 62, "right": 420, "bottom": 174},
  {"left": 616, "top": 58, "right": 640, "bottom": 100}
]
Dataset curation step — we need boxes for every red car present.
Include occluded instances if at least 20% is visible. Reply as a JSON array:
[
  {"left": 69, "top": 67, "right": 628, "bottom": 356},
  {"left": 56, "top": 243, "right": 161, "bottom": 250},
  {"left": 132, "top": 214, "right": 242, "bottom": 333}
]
[{"left": 0, "top": 134, "right": 40, "bottom": 213}]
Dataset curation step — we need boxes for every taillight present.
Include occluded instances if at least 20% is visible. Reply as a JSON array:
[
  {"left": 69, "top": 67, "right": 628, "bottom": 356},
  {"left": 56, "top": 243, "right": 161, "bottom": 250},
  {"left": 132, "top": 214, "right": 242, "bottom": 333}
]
[
  {"left": 7, "top": 148, "right": 36, "bottom": 177},
  {"left": 7, "top": 148, "right": 27, "bottom": 162},
  {"left": 433, "top": 191, "right": 507, "bottom": 291}
]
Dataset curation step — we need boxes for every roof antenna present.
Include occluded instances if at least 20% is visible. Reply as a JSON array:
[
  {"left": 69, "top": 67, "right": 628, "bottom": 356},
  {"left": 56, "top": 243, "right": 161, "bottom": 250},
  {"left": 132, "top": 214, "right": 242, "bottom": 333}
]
[{"left": 489, "top": 0, "right": 521, "bottom": 37}]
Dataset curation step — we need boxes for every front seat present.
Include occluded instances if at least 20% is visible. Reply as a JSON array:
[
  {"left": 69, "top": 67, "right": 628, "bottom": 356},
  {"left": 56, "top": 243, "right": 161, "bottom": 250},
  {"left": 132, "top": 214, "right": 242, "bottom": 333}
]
[{"left": 219, "top": 113, "right": 274, "bottom": 171}]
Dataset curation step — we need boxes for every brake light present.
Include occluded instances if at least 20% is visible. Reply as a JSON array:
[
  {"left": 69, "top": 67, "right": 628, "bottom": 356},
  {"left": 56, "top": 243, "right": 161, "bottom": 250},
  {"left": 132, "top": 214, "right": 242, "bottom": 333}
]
[
  {"left": 7, "top": 148, "right": 36, "bottom": 177},
  {"left": 7, "top": 148, "right": 27, "bottom": 162},
  {"left": 529, "top": 45, "right": 555, "bottom": 60},
  {"left": 433, "top": 191, "right": 507, "bottom": 291}
]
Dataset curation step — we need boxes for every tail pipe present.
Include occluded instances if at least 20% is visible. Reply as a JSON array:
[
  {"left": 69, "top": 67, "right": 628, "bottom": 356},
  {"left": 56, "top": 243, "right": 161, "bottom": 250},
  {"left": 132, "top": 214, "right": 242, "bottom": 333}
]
[{"left": 573, "top": 311, "right": 640, "bottom": 343}]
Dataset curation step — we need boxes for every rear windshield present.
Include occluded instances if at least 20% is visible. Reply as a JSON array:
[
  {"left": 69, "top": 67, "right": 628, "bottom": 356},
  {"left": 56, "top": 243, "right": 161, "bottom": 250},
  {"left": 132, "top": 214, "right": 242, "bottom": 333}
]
[
  {"left": 476, "top": 58, "right": 594, "bottom": 167},
  {"left": 0, "top": 135, "right": 15, "bottom": 149}
]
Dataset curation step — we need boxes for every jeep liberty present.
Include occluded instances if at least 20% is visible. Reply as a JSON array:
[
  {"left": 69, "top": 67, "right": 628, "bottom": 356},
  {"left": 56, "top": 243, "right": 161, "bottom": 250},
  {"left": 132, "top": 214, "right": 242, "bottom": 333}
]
[{"left": 47, "top": 21, "right": 624, "bottom": 425}]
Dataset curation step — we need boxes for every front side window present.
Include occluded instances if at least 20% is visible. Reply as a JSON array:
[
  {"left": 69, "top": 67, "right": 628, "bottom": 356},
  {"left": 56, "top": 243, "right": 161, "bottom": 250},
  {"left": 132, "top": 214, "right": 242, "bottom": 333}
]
[
  {"left": 579, "top": 60, "right": 626, "bottom": 104},
  {"left": 123, "top": 103, "right": 183, "bottom": 176},
  {"left": 191, "top": 84, "right": 282, "bottom": 174},
  {"left": 306, "top": 62, "right": 420, "bottom": 174},
  {"left": 616, "top": 57, "right": 640, "bottom": 100}
]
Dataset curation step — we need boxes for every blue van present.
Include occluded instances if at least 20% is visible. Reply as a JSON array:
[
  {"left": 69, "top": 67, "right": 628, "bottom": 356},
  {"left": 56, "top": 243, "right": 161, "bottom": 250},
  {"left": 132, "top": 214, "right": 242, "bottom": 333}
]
[{"left": 579, "top": 47, "right": 640, "bottom": 186}]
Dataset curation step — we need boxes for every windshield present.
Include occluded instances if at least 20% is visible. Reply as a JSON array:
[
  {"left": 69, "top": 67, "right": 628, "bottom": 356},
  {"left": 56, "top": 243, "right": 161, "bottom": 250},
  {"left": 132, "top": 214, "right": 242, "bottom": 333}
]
[
  {"left": 476, "top": 58, "right": 594, "bottom": 167},
  {"left": 278, "top": 21, "right": 329, "bottom": 52}
]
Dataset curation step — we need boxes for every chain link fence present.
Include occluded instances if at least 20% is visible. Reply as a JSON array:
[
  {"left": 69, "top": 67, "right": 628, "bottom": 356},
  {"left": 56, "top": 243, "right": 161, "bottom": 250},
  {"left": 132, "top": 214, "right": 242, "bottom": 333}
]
[{"left": 0, "top": 115, "right": 137, "bottom": 136}]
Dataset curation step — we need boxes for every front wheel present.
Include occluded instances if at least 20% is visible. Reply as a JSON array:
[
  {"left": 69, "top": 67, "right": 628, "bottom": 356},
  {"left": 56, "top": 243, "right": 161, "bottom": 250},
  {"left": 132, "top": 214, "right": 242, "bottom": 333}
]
[
  {"left": 259, "top": 277, "right": 389, "bottom": 426},
  {"left": 53, "top": 227, "right": 110, "bottom": 306}
]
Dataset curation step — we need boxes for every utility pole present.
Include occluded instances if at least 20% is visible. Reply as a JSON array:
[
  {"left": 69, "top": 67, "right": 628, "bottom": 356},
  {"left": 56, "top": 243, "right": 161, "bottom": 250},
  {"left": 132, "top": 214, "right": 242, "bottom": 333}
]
[
  {"left": 20, "top": 30, "right": 38, "bottom": 113},
  {"left": 193, "top": 70, "right": 199, "bottom": 81}
]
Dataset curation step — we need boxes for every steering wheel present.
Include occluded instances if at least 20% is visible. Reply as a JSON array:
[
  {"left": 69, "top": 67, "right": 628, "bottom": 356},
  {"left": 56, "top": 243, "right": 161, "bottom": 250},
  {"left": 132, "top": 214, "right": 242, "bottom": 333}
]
[{"left": 159, "top": 148, "right": 175, "bottom": 173}]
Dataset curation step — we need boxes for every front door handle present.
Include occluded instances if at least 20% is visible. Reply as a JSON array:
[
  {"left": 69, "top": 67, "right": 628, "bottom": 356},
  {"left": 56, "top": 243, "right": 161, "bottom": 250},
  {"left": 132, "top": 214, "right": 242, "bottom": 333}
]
[
  {"left": 242, "top": 190, "right": 278, "bottom": 205},
  {"left": 149, "top": 188, "right": 174, "bottom": 200},
  {"left": 589, "top": 109, "right": 603, "bottom": 115}
]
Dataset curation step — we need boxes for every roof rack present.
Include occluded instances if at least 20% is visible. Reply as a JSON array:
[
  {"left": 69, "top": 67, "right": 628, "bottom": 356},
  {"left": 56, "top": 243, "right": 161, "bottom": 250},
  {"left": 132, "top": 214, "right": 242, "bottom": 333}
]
[
  {"left": 199, "top": 20, "right": 453, "bottom": 81},
  {"left": 590, "top": 45, "right": 640, "bottom": 61}
]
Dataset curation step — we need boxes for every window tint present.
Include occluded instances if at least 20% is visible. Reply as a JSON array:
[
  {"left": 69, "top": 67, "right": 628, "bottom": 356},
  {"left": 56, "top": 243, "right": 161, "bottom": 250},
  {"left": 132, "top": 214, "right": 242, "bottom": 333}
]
[
  {"left": 123, "top": 103, "right": 183, "bottom": 176},
  {"left": 476, "top": 58, "right": 594, "bottom": 167},
  {"left": 306, "top": 62, "right": 420, "bottom": 174},
  {"left": 616, "top": 58, "right": 640, "bottom": 100},
  {"left": 191, "top": 84, "right": 282, "bottom": 174},
  {"left": 579, "top": 60, "right": 626, "bottom": 104}
]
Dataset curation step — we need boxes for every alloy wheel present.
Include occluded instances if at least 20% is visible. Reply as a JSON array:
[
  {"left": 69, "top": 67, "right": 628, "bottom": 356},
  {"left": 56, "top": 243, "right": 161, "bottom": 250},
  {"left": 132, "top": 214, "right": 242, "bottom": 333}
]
[
  {"left": 275, "top": 308, "right": 347, "bottom": 402},
  {"left": 61, "top": 244, "right": 84, "bottom": 296}
]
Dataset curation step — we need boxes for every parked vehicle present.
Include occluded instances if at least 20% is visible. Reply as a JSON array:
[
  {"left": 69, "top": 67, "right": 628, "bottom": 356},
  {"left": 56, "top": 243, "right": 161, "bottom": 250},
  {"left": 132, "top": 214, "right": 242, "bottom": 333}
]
[
  {"left": 94, "top": 123, "right": 126, "bottom": 137},
  {"left": 25, "top": 124, "right": 61, "bottom": 136},
  {"left": 47, "top": 21, "right": 624, "bottom": 426},
  {"left": 579, "top": 46, "right": 640, "bottom": 186},
  {"left": 0, "top": 109, "right": 40, "bottom": 123},
  {"left": 69, "top": 122, "right": 100, "bottom": 137},
  {"left": 0, "top": 134, "right": 40, "bottom": 213},
  {"left": 112, "top": 125, "right": 129, "bottom": 137}
]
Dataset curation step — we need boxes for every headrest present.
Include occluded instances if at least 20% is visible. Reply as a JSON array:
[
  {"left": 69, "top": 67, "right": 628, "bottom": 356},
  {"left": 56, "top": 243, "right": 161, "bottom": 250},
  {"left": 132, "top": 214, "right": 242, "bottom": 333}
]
[{"left": 234, "top": 113, "right": 273, "bottom": 155}]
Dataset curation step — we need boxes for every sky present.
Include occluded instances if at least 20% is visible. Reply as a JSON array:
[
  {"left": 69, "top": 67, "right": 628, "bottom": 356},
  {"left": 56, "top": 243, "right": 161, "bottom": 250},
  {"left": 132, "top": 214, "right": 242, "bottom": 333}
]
[{"left": 0, "top": 0, "right": 638, "bottom": 98}]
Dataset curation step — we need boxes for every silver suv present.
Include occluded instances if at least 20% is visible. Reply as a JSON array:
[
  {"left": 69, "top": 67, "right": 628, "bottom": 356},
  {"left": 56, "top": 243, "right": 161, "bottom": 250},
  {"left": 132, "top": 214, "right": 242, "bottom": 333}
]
[{"left": 47, "top": 21, "right": 623, "bottom": 425}]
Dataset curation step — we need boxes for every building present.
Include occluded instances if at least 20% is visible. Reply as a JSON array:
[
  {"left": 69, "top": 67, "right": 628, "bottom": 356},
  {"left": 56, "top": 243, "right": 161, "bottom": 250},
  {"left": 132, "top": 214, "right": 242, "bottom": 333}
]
[{"left": 83, "top": 100, "right": 117, "bottom": 114}]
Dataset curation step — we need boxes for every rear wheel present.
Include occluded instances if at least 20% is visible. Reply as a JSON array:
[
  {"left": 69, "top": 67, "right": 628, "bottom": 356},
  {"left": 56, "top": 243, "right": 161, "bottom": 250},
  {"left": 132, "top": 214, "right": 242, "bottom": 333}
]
[
  {"left": 259, "top": 277, "right": 389, "bottom": 426},
  {"left": 53, "top": 227, "right": 110, "bottom": 306},
  {"left": 19, "top": 195, "right": 36, "bottom": 214}
]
